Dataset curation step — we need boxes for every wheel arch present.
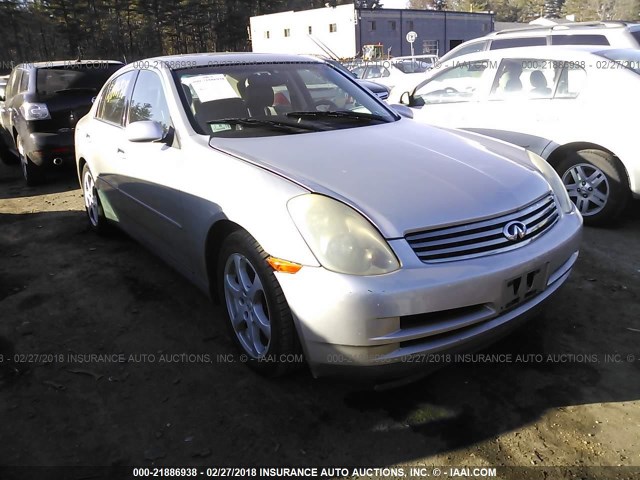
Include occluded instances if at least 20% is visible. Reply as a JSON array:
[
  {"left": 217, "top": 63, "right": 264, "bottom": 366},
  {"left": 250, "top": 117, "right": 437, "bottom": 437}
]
[
  {"left": 545, "top": 141, "right": 631, "bottom": 189},
  {"left": 204, "top": 219, "right": 244, "bottom": 304},
  {"left": 77, "top": 157, "right": 87, "bottom": 187}
]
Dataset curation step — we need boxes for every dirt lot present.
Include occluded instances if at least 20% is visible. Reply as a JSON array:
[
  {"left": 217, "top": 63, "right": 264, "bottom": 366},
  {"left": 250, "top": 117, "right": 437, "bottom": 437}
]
[{"left": 0, "top": 160, "right": 639, "bottom": 479}]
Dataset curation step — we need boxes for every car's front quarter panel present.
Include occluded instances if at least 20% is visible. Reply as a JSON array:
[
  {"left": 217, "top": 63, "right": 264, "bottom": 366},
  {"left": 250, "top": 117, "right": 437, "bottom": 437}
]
[{"left": 177, "top": 137, "right": 321, "bottom": 285}]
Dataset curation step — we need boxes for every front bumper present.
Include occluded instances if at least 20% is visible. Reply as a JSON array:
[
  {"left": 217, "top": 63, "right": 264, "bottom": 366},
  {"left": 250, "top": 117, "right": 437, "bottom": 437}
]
[{"left": 276, "top": 211, "right": 582, "bottom": 379}]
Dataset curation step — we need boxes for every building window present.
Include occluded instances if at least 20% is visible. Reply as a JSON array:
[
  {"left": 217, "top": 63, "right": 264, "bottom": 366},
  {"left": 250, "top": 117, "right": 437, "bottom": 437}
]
[
  {"left": 329, "top": 23, "right": 337, "bottom": 33},
  {"left": 407, "top": 20, "right": 414, "bottom": 31},
  {"left": 370, "top": 21, "right": 376, "bottom": 31},
  {"left": 265, "top": 31, "right": 270, "bottom": 39},
  {"left": 308, "top": 26, "right": 313, "bottom": 34},
  {"left": 422, "top": 40, "right": 439, "bottom": 55},
  {"left": 389, "top": 21, "right": 396, "bottom": 31},
  {"left": 284, "top": 28, "right": 291, "bottom": 37}
]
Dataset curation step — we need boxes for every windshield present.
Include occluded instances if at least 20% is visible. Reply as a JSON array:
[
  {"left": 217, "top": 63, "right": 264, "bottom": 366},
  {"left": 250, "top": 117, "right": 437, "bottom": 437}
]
[
  {"left": 173, "top": 62, "right": 397, "bottom": 138},
  {"left": 36, "top": 64, "right": 122, "bottom": 98},
  {"left": 595, "top": 49, "right": 640, "bottom": 75}
]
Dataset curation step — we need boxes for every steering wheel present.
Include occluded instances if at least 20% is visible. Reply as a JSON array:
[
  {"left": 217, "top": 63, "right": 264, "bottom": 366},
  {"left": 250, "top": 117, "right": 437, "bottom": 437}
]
[{"left": 314, "top": 99, "right": 338, "bottom": 111}]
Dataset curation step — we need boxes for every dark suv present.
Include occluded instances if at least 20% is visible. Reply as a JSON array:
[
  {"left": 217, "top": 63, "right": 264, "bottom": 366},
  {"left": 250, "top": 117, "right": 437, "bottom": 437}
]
[{"left": 0, "top": 60, "right": 123, "bottom": 185}]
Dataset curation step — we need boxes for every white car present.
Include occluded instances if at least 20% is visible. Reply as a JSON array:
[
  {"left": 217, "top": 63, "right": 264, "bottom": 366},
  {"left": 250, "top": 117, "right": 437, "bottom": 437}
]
[
  {"left": 75, "top": 53, "right": 581, "bottom": 380},
  {"left": 351, "top": 55, "right": 437, "bottom": 89},
  {"left": 439, "top": 21, "right": 640, "bottom": 64},
  {"left": 390, "top": 45, "right": 640, "bottom": 225}
]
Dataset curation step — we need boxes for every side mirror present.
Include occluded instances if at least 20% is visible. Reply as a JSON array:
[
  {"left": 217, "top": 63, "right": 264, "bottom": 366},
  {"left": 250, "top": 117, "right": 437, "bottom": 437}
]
[
  {"left": 126, "top": 120, "right": 165, "bottom": 143},
  {"left": 390, "top": 104, "right": 413, "bottom": 119},
  {"left": 399, "top": 91, "right": 411, "bottom": 105},
  {"left": 0, "top": 86, "right": 5, "bottom": 102}
]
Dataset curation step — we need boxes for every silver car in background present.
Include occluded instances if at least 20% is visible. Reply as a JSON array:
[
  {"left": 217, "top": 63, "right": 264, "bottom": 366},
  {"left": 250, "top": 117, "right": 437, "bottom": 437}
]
[{"left": 75, "top": 53, "right": 582, "bottom": 379}]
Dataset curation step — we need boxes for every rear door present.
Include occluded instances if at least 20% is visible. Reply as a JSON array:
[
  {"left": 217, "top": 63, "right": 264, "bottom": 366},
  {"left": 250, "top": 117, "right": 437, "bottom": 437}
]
[{"left": 86, "top": 70, "right": 138, "bottom": 223}]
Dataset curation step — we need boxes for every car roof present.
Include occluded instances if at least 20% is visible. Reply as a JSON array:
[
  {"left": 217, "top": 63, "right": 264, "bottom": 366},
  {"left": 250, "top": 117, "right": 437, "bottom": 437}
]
[
  {"left": 487, "top": 21, "right": 640, "bottom": 37},
  {"left": 143, "top": 52, "right": 324, "bottom": 70},
  {"left": 18, "top": 60, "right": 123, "bottom": 69},
  {"left": 442, "top": 44, "right": 634, "bottom": 62}
]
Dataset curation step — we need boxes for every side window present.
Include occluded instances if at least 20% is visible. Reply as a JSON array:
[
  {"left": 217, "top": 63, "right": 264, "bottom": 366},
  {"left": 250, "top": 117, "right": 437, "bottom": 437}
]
[
  {"left": 445, "top": 41, "right": 487, "bottom": 61},
  {"left": 551, "top": 35, "right": 609, "bottom": 46},
  {"left": 18, "top": 71, "right": 30, "bottom": 93},
  {"left": 490, "top": 37, "right": 546, "bottom": 50},
  {"left": 365, "top": 65, "right": 385, "bottom": 79},
  {"left": 414, "top": 61, "right": 489, "bottom": 105},
  {"left": 490, "top": 59, "right": 556, "bottom": 100},
  {"left": 351, "top": 66, "right": 365, "bottom": 79},
  {"left": 128, "top": 70, "right": 172, "bottom": 134},
  {"left": 96, "top": 71, "right": 137, "bottom": 126},
  {"left": 554, "top": 64, "right": 587, "bottom": 99}
]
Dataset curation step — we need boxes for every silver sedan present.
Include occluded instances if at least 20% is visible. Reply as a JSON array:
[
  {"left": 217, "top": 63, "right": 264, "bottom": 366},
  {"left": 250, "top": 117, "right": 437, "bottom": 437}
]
[{"left": 75, "top": 53, "right": 582, "bottom": 379}]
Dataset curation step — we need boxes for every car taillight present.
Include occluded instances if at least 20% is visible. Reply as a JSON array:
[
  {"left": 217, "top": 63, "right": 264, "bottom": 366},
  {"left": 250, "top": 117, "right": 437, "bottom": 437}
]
[{"left": 20, "top": 102, "right": 51, "bottom": 121}]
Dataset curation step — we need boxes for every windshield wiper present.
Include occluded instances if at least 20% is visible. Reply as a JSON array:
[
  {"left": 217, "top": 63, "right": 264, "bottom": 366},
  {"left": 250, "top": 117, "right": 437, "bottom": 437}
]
[
  {"left": 286, "top": 110, "right": 389, "bottom": 122},
  {"left": 208, "top": 118, "right": 321, "bottom": 132}
]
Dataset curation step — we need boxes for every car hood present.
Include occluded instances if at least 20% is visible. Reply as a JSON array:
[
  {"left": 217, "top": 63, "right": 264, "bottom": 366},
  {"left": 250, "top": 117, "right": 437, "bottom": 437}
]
[{"left": 209, "top": 120, "right": 551, "bottom": 238}]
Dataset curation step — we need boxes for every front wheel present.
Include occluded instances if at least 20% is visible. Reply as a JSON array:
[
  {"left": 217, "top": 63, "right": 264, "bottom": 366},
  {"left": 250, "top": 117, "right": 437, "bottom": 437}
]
[
  {"left": 557, "top": 149, "right": 629, "bottom": 226},
  {"left": 217, "top": 230, "right": 302, "bottom": 376}
]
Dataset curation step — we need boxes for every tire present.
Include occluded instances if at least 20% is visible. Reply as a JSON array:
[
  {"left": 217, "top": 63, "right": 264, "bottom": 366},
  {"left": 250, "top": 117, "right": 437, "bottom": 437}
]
[
  {"left": 0, "top": 137, "right": 18, "bottom": 165},
  {"left": 81, "top": 164, "right": 110, "bottom": 234},
  {"left": 556, "top": 149, "right": 629, "bottom": 226},
  {"left": 217, "top": 230, "right": 302, "bottom": 376},
  {"left": 17, "top": 136, "right": 44, "bottom": 186}
]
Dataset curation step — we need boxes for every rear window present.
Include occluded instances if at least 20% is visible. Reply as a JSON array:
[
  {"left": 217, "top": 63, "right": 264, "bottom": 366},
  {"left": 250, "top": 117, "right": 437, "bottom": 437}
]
[
  {"left": 490, "top": 37, "right": 546, "bottom": 50},
  {"left": 36, "top": 64, "right": 122, "bottom": 98},
  {"left": 631, "top": 30, "right": 640, "bottom": 46},
  {"left": 551, "top": 34, "right": 609, "bottom": 46}
]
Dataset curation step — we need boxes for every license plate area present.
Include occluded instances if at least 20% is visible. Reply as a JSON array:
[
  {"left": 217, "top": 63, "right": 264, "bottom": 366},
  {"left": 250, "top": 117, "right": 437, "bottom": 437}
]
[{"left": 500, "top": 264, "right": 549, "bottom": 312}]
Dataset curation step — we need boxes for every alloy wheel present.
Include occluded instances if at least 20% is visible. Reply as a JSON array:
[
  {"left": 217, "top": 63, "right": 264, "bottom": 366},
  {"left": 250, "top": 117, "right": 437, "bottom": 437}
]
[
  {"left": 223, "top": 252, "right": 272, "bottom": 358},
  {"left": 562, "top": 163, "right": 609, "bottom": 217}
]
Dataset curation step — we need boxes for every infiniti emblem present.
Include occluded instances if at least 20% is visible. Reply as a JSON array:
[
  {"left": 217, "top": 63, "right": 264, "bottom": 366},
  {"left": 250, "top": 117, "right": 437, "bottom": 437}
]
[{"left": 503, "top": 221, "right": 527, "bottom": 241}]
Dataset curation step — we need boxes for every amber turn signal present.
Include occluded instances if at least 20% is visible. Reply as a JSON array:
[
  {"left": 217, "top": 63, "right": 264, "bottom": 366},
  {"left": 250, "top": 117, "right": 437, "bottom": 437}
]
[{"left": 267, "top": 256, "right": 302, "bottom": 274}]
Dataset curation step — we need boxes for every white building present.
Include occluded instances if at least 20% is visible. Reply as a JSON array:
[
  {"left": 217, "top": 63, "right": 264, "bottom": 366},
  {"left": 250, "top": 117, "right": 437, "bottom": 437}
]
[
  {"left": 250, "top": 5, "right": 494, "bottom": 59},
  {"left": 250, "top": 4, "right": 358, "bottom": 59}
]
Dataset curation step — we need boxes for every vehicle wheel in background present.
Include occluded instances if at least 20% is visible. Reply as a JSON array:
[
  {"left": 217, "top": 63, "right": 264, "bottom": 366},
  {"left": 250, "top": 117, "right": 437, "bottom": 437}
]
[
  {"left": 217, "top": 229, "right": 302, "bottom": 376},
  {"left": 557, "top": 149, "right": 629, "bottom": 226},
  {"left": 17, "top": 136, "right": 44, "bottom": 185}
]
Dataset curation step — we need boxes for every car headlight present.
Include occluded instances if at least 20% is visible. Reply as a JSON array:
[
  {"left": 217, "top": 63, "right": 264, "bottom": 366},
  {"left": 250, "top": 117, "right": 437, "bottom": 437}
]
[
  {"left": 527, "top": 150, "right": 573, "bottom": 214},
  {"left": 288, "top": 194, "right": 400, "bottom": 276}
]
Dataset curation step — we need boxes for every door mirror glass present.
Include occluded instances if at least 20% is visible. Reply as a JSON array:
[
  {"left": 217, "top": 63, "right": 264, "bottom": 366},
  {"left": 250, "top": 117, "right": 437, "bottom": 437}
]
[{"left": 126, "top": 120, "right": 165, "bottom": 143}]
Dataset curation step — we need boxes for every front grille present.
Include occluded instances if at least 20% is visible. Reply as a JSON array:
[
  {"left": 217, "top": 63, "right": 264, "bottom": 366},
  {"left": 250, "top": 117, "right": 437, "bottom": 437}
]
[{"left": 405, "top": 194, "right": 559, "bottom": 263}]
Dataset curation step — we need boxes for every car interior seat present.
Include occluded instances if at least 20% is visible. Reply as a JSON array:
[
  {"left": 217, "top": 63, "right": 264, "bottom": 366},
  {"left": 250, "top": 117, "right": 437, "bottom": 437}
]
[
  {"left": 196, "top": 98, "right": 249, "bottom": 132},
  {"left": 530, "top": 70, "right": 552, "bottom": 96},
  {"left": 244, "top": 74, "right": 276, "bottom": 116}
]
